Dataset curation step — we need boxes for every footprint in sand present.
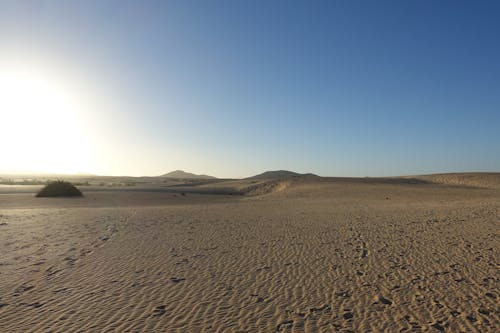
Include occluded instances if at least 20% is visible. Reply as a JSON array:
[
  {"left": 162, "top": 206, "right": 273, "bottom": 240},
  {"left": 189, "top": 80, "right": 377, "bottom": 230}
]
[
  {"left": 28, "top": 302, "right": 43, "bottom": 308},
  {"left": 430, "top": 322, "right": 446, "bottom": 332},
  {"left": 46, "top": 266, "right": 63, "bottom": 277},
  {"left": 250, "top": 294, "right": 266, "bottom": 303},
  {"left": 343, "top": 311, "right": 354, "bottom": 320},
  {"left": 308, "top": 304, "right": 331, "bottom": 314},
  {"left": 374, "top": 295, "right": 393, "bottom": 306},
  {"left": 152, "top": 305, "right": 166, "bottom": 317},
  {"left": 14, "top": 284, "right": 34, "bottom": 296},
  {"left": 478, "top": 307, "right": 491, "bottom": 315},
  {"left": 485, "top": 292, "right": 496, "bottom": 299},
  {"left": 276, "top": 319, "right": 293, "bottom": 331},
  {"left": 466, "top": 313, "right": 479, "bottom": 323},
  {"left": 170, "top": 277, "right": 185, "bottom": 283},
  {"left": 335, "top": 290, "right": 351, "bottom": 298}
]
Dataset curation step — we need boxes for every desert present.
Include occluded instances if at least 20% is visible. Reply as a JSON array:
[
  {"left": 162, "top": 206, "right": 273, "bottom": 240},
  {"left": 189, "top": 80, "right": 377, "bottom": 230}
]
[
  {"left": 0, "top": 172, "right": 498, "bottom": 332},
  {"left": 1, "top": 2, "right": 499, "bottom": 332}
]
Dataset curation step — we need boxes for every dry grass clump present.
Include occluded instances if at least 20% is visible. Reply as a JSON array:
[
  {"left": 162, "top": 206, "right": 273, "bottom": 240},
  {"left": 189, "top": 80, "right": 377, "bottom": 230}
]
[{"left": 36, "top": 180, "right": 83, "bottom": 197}]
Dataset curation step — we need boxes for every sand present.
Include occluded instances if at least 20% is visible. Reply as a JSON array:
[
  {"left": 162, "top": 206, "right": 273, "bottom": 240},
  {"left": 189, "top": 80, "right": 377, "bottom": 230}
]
[{"left": 0, "top": 176, "right": 498, "bottom": 332}]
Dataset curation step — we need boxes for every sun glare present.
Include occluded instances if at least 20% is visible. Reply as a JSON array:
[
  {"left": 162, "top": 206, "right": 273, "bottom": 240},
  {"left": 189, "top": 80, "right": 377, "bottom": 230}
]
[{"left": 0, "top": 68, "right": 94, "bottom": 174}]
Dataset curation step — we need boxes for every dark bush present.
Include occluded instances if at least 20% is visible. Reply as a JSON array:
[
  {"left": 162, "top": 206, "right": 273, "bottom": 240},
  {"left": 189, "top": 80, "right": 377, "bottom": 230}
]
[{"left": 36, "top": 180, "right": 83, "bottom": 197}]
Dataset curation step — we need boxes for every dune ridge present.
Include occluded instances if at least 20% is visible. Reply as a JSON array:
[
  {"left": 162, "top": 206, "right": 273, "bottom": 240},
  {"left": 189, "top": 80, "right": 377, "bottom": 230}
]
[
  {"left": 411, "top": 173, "right": 500, "bottom": 189},
  {"left": 247, "top": 170, "right": 319, "bottom": 180}
]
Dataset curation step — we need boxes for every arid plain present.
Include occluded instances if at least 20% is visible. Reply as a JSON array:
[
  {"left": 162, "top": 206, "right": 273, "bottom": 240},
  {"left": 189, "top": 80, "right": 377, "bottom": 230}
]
[{"left": 0, "top": 173, "right": 498, "bottom": 332}]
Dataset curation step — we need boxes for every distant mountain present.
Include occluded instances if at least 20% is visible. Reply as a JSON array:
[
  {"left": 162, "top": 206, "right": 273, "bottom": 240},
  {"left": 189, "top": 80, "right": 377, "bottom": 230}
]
[
  {"left": 160, "top": 170, "right": 217, "bottom": 179},
  {"left": 247, "top": 170, "right": 319, "bottom": 180}
]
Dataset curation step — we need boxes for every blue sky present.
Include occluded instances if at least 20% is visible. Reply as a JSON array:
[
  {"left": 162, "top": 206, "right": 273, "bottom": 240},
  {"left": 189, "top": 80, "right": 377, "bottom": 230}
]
[{"left": 0, "top": 1, "right": 499, "bottom": 177}]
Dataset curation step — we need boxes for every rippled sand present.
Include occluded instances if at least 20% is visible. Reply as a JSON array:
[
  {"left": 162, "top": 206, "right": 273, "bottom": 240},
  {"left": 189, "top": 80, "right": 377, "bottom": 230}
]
[{"left": 0, "top": 178, "right": 498, "bottom": 332}]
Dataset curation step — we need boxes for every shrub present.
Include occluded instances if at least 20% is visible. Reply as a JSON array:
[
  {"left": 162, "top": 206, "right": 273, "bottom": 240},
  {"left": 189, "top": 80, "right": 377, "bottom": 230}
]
[{"left": 36, "top": 180, "right": 83, "bottom": 197}]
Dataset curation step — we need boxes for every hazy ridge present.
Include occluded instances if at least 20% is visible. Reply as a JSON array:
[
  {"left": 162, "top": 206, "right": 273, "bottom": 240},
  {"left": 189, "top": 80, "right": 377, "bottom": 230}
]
[{"left": 159, "top": 170, "right": 217, "bottom": 179}]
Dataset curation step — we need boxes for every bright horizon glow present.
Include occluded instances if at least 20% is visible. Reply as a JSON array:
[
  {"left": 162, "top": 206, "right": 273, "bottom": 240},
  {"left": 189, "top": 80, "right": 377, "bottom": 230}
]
[
  {"left": 0, "top": 66, "right": 95, "bottom": 174},
  {"left": 0, "top": 1, "right": 499, "bottom": 178}
]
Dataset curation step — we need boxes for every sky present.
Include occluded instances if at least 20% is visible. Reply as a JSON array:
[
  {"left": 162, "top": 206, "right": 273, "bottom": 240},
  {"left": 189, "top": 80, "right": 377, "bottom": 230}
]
[{"left": 0, "top": 1, "right": 499, "bottom": 178}]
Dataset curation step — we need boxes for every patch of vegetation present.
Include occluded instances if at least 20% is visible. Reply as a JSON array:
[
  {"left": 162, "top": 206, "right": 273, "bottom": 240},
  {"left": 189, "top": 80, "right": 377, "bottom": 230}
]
[{"left": 36, "top": 180, "right": 83, "bottom": 197}]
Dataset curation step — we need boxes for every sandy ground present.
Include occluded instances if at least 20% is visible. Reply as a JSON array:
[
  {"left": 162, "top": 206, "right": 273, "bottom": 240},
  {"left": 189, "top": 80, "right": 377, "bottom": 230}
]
[{"left": 0, "top": 177, "right": 498, "bottom": 332}]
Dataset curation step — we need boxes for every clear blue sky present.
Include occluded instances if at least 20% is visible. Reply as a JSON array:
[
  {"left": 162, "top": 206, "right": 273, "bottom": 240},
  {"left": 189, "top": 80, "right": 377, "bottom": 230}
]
[{"left": 1, "top": 1, "right": 499, "bottom": 177}]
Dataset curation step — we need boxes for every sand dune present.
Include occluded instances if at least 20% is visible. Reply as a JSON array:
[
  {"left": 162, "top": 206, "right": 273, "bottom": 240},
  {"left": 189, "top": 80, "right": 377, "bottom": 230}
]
[
  {"left": 0, "top": 176, "right": 498, "bottom": 332},
  {"left": 411, "top": 172, "right": 500, "bottom": 189},
  {"left": 248, "top": 170, "right": 319, "bottom": 180}
]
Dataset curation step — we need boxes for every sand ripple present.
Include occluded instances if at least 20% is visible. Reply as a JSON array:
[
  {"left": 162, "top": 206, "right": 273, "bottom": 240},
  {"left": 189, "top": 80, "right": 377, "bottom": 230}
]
[{"left": 0, "top": 183, "right": 498, "bottom": 332}]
